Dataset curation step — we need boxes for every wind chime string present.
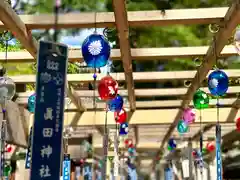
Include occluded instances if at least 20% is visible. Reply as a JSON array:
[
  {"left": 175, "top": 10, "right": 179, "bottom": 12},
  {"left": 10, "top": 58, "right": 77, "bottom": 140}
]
[
  {"left": 91, "top": 65, "right": 98, "bottom": 177},
  {"left": 194, "top": 57, "right": 204, "bottom": 177},
  {"left": 0, "top": 33, "right": 9, "bottom": 178},
  {"left": 195, "top": 57, "right": 203, "bottom": 154},
  {"left": 214, "top": 36, "right": 220, "bottom": 125},
  {"left": 212, "top": 35, "right": 223, "bottom": 180},
  {"left": 53, "top": 0, "right": 61, "bottom": 42}
]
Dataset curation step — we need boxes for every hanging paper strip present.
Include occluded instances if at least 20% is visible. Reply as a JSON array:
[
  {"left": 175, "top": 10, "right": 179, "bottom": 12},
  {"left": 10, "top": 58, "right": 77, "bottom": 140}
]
[
  {"left": 216, "top": 124, "right": 222, "bottom": 180},
  {"left": 113, "top": 133, "right": 119, "bottom": 176},
  {"left": 0, "top": 119, "right": 6, "bottom": 177},
  {"left": 128, "top": 166, "right": 137, "bottom": 180},
  {"left": 62, "top": 154, "right": 70, "bottom": 180},
  {"left": 102, "top": 133, "right": 109, "bottom": 179},
  {"left": 165, "top": 168, "right": 173, "bottom": 180},
  {"left": 25, "top": 127, "right": 33, "bottom": 169}
]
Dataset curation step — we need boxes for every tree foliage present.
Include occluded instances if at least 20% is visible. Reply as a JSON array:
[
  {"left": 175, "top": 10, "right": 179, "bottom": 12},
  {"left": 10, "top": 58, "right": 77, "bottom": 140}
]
[{"left": 0, "top": 0, "right": 239, "bottom": 81}]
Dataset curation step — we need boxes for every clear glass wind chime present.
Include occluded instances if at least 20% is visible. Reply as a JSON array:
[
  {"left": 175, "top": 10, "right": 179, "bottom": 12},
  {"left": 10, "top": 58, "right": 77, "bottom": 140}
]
[{"left": 0, "top": 31, "right": 16, "bottom": 178}]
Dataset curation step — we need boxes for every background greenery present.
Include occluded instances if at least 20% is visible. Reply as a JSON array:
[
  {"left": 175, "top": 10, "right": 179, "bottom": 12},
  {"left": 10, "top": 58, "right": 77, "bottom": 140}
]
[{"left": 0, "top": 0, "right": 239, "bottom": 95}]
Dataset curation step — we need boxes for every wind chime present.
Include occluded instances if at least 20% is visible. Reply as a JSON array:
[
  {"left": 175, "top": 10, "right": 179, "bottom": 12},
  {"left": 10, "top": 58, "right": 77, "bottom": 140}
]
[
  {"left": 81, "top": 22, "right": 129, "bottom": 177},
  {"left": 0, "top": 31, "right": 16, "bottom": 179}
]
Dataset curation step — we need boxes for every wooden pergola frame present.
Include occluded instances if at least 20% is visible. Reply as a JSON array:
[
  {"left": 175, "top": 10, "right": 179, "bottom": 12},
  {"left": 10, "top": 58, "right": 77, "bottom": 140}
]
[{"left": 0, "top": 0, "right": 240, "bottom": 168}]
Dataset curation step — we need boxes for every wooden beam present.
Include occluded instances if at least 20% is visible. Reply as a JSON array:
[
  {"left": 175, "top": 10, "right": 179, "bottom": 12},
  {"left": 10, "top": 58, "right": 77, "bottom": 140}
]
[
  {"left": 0, "top": 0, "right": 38, "bottom": 147},
  {"left": 191, "top": 99, "right": 240, "bottom": 141},
  {"left": 0, "top": 0, "right": 37, "bottom": 58},
  {"left": 113, "top": 0, "right": 136, "bottom": 111},
  {"left": 225, "top": 99, "right": 240, "bottom": 122},
  {"left": 0, "top": 7, "right": 228, "bottom": 30},
  {"left": 222, "top": 129, "right": 240, "bottom": 150},
  {"left": 9, "top": 69, "right": 240, "bottom": 84},
  {"left": 217, "top": 99, "right": 240, "bottom": 149},
  {"left": 158, "top": 0, "right": 240, "bottom": 163},
  {"left": 0, "top": 45, "right": 238, "bottom": 63},
  {"left": 66, "top": 84, "right": 85, "bottom": 112},
  {"left": 60, "top": 108, "right": 240, "bottom": 127},
  {"left": 16, "top": 86, "right": 240, "bottom": 100},
  {"left": 0, "top": 1, "right": 83, "bottom": 147}
]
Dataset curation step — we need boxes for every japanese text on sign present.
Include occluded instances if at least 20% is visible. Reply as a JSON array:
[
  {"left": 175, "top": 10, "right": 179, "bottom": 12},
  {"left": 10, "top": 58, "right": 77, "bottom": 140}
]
[{"left": 30, "top": 41, "right": 68, "bottom": 180}]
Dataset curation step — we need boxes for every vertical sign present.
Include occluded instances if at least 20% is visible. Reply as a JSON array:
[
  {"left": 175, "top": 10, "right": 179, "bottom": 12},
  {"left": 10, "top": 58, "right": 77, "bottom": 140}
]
[
  {"left": 165, "top": 168, "right": 173, "bottom": 180},
  {"left": 25, "top": 127, "right": 33, "bottom": 169},
  {"left": 30, "top": 41, "right": 68, "bottom": 180},
  {"left": 62, "top": 154, "right": 70, "bottom": 180},
  {"left": 216, "top": 124, "right": 222, "bottom": 180}
]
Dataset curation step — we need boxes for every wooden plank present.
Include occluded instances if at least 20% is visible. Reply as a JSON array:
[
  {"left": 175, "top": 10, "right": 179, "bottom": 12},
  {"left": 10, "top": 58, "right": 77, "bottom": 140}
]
[
  {"left": 0, "top": 45, "right": 238, "bottom": 63},
  {"left": 0, "top": 0, "right": 85, "bottom": 146},
  {"left": 16, "top": 86, "right": 240, "bottom": 99},
  {"left": 113, "top": 0, "right": 136, "bottom": 111},
  {"left": 5, "top": 101, "right": 28, "bottom": 147},
  {"left": 9, "top": 69, "right": 240, "bottom": 83},
  {"left": 191, "top": 99, "right": 240, "bottom": 141},
  {"left": 0, "top": 0, "right": 37, "bottom": 58},
  {"left": 60, "top": 108, "right": 240, "bottom": 127},
  {"left": 16, "top": 98, "right": 238, "bottom": 110},
  {"left": 0, "top": 0, "right": 37, "bottom": 147},
  {"left": 0, "top": 7, "right": 228, "bottom": 30},
  {"left": 158, "top": 0, "right": 240, "bottom": 157}
]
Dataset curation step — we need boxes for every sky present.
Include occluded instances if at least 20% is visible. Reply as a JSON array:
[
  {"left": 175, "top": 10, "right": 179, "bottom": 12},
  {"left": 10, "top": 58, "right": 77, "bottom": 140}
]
[{"left": 10, "top": 0, "right": 116, "bottom": 74}]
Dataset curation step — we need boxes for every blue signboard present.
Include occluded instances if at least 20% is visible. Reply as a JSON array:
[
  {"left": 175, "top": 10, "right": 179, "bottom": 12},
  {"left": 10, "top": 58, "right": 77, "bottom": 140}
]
[
  {"left": 25, "top": 127, "right": 33, "bottom": 169},
  {"left": 62, "top": 154, "right": 70, "bottom": 180},
  {"left": 165, "top": 168, "right": 173, "bottom": 180},
  {"left": 216, "top": 124, "right": 222, "bottom": 180},
  {"left": 30, "top": 41, "right": 68, "bottom": 180}
]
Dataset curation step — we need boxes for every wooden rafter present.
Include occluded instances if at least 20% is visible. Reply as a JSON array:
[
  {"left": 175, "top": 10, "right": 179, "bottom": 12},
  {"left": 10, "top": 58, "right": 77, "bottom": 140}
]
[
  {"left": 0, "top": 0, "right": 37, "bottom": 147},
  {"left": 16, "top": 98, "right": 240, "bottom": 110},
  {"left": 58, "top": 108, "right": 240, "bottom": 127},
  {"left": 0, "top": 7, "right": 228, "bottom": 30},
  {"left": 225, "top": 99, "right": 240, "bottom": 122},
  {"left": 16, "top": 86, "right": 240, "bottom": 100},
  {"left": 0, "top": 0, "right": 239, "bottom": 155},
  {"left": 0, "top": 0, "right": 37, "bottom": 58},
  {"left": 8, "top": 69, "right": 240, "bottom": 83},
  {"left": 112, "top": 0, "right": 136, "bottom": 111},
  {"left": 66, "top": 83, "right": 85, "bottom": 112},
  {"left": 154, "top": 0, "right": 240, "bottom": 168},
  {"left": 0, "top": 45, "right": 238, "bottom": 63},
  {"left": 218, "top": 99, "right": 240, "bottom": 149},
  {"left": 0, "top": 0, "right": 85, "bottom": 141},
  {"left": 191, "top": 98, "right": 240, "bottom": 142}
]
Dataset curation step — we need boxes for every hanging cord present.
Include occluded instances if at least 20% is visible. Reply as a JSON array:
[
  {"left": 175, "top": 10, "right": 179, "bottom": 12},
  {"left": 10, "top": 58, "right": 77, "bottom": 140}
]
[
  {"left": 0, "top": 31, "right": 12, "bottom": 76},
  {"left": 194, "top": 57, "right": 203, "bottom": 154},
  {"left": 91, "top": 65, "right": 97, "bottom": 177},
  {"left": 53, "top": 0, "right": 61, "bottom": 42},
  {"left": 64, "top": 99, "right": 71, "bottom": 154},
  {"left": 213, "top": 36, "right": 220, "bottom": 125},
  {"left": 93, "top": 0, "right": 97, "bottom": 34},
  {"left": 0, "top": 35, "right": 9, "bottom": 178}
]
